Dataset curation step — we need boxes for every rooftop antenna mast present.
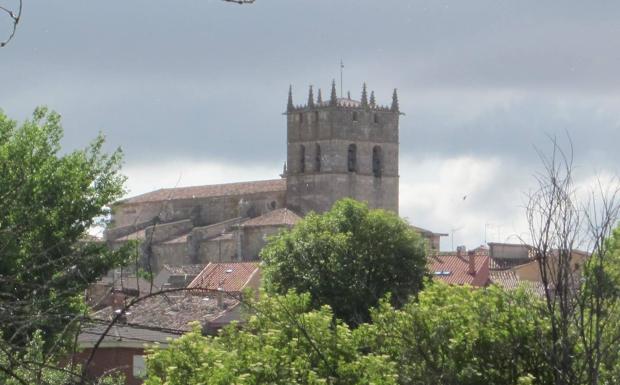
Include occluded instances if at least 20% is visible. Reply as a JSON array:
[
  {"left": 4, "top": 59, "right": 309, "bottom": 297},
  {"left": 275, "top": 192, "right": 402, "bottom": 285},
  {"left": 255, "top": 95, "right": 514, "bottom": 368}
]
[
  {"left": 450, "top": 225, "right": 464, "bottom": 251},
  {"left": 340, "top": 60, "right": 344, "bottom": 98}
]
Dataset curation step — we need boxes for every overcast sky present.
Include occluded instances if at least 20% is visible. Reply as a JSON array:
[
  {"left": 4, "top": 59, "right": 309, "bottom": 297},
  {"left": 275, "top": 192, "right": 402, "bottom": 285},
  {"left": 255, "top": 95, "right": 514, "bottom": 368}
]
[{"left": 1, "top": 0, "right": 619, "bottom": 249}]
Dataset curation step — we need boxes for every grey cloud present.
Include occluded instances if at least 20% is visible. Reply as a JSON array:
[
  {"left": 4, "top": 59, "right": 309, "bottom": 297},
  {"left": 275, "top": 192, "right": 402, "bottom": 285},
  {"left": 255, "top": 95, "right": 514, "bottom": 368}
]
[
  {"left": 401, "top": 95, "right": 620, "bottom": 168},
  {"left": 1, "top": 0, "right": 619, "bottom": 169}
]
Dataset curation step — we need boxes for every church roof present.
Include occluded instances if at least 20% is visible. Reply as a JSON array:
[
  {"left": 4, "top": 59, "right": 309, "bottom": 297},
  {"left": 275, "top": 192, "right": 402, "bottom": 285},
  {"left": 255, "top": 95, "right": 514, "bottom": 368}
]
[
  {"left": 119, "top": 179, "right": 286, "bottom": 204},
  {"left": 240, "top": 208, "right": 301, "bottom": 227}
]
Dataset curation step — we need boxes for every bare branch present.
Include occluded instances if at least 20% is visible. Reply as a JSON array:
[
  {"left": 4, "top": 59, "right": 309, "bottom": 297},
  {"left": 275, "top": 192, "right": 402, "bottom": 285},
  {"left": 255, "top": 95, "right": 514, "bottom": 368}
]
[{"left": 0, "top": 0, "right": 22, "bottom": 47}]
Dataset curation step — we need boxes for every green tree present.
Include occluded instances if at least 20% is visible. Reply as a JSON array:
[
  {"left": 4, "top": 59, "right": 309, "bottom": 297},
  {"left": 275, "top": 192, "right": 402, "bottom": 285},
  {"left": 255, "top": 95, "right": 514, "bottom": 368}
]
[
  {"left": 361, "top": 282, "right": 553, "bottom": 385},
  {"left": 144, "top": 291, "right": 397, "bottom": 385},
  {"left": 585, "top": 225, "right": 620, "bottom": 384},
  {"left": 0, "top": 107, "right": 128, "bottom": 347},
  {"left": 261, "top": 198, "right": 428, "bottom": 326}
]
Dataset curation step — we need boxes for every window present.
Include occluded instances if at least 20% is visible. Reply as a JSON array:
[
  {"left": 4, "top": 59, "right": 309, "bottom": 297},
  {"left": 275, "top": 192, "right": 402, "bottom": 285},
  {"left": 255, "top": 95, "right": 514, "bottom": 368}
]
[
  {"left": 299, "top": 113, "right": 303, "bottom": 124},
  {"left": 372, "top": 145, "right": 382, "bottom": 177},
  {"left": 133, "top": 355, "right": 146, "bottom": 378},
  {"left": 315, "top": 144, "right": 321, "bottom": 172},
  {"left": 314, "top": 111, "right": 319, "bottom": 123},
  {"left": 347, "top": 144, "right": 357, "bottom": 172},
  {"left": 352, "top": 111, "right": 358, "bottom": 122},
  {"left": 373, "top": 113, "right": 379, "bottom": 124},
  {"left": 300, "top": 145, "right": 306, "bottom": 173}
]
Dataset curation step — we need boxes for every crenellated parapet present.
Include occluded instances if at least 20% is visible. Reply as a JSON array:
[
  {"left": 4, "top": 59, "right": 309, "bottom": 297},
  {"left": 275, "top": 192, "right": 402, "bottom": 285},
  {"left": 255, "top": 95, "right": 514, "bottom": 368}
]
[
  {"left": 286, "top": 81, "right": 399, "bottom": 113},
  {"left": 285, "top": 78, "right": 401, "bottom": 215}
]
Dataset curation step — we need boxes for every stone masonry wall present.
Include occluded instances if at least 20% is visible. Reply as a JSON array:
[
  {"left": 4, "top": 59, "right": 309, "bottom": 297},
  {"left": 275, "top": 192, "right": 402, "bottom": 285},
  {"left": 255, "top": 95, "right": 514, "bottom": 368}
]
[{"left": 286, "top": 103, "right": 399, "bottom": 215}]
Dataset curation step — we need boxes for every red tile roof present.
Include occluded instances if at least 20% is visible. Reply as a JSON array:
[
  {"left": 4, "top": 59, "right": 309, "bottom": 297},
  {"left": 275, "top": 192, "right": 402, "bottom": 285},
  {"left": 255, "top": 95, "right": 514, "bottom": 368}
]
[
  {"left": 120, "top": 179, "right": 286, "bottom": 204},
  {"left": 428, "top": 252, "right": 490, "bottom": 287},
  {"left": 240, "top": 208, "right": 301, "bottom": 227},
  {"left": 188, "top": 262, "right": 260, "bottom": 293}
]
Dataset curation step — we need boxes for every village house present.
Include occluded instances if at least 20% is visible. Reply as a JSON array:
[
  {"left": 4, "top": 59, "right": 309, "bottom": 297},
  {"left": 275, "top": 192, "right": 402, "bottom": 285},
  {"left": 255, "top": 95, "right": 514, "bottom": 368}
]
[
  {"left": 428, "top": 246, "right": 490, "bottom": 287},
  {"left": 77, "top": 261, "right": 260, "bottom": 385}
]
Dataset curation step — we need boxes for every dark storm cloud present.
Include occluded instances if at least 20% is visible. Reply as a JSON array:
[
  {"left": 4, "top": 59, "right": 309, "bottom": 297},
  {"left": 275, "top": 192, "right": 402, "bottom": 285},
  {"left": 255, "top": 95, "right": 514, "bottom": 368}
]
[
  {"left": 1, "top": 0, "right": 619, "bottom": 165},
  {"left": 402, "top": 93, "right": 620, "bottom": 167}
]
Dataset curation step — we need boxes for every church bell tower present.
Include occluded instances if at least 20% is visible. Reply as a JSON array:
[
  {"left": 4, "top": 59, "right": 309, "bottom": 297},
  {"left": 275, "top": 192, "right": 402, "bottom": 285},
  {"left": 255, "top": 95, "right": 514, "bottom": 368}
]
[{"left": 284, "top": 81, "right": 400, "bottom": 215}]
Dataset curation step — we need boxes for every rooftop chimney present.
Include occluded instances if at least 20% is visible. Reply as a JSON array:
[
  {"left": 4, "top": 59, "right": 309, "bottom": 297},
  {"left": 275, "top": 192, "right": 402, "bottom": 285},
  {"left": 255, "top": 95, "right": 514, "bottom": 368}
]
[
  {"left": 468, "top": 250, "right": 476, "bottom": 275},
  {"left": 456, "top": 245, "right": 466, "bottom": 258}
]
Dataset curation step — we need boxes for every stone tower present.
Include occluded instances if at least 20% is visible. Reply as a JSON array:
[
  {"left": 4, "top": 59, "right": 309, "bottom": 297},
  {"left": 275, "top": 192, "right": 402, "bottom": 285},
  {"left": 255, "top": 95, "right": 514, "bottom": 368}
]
[{"left": 285, "top": 81, "right": 400, "bottom": 215}]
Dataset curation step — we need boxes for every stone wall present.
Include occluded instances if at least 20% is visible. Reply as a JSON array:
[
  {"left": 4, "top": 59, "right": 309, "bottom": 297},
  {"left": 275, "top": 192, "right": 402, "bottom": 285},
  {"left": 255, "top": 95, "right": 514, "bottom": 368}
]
[
  {"left": 286, "top": 103, "right": 399, "bottom": 215},
  {"left": 151, "top": 242, "right": 190, "bottom": 270},
  {"left": 145, "top": 219, "right": 193, "bottom": 244},
  {"left": 105, "top": 218, "right": 154, "bottom": 241},
  {"left": 197, "top": 237, "right": 236, "bottom": 263},
  {"left": 188, "top": 217, "right": 246, "bottom": 262},
  {"left": 286, "top": 172, "right": 398, "bottom": 214},
  {"left": 240, "top": 225, "right": 287, "bottom": 260},
  {"left": 111, "top": 190, "right": 286, "bottom": 232}
]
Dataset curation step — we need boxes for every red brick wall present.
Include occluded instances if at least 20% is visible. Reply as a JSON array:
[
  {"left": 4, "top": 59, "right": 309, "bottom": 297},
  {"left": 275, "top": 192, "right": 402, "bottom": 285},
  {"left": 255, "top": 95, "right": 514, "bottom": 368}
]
[{"left": 73, "top": 347, "right": 145, "bottom": 385}]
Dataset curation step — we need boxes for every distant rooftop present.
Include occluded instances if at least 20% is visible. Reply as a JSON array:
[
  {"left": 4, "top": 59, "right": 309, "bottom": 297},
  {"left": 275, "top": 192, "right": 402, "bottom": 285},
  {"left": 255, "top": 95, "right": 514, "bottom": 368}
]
[
  {"left": 489, "top": 269, "right": 547, "bottom": 297},
  {"left": 428, "top": 250, "right": 489, "bottom": 287},
  {"left": 188, "top": 262, "right": 260, "bottom": 293},
  {"left": 161, "top": 264, "right": 206, "bottom": 276},
  {"left": 91, "top": 293, "right": 236, "bottom": 333},
  {"left": 240, "top": 208, "right": 301, "bottom": 228},
  {"left": 119, "top": 179, "right": 286, "bottom": 204},
  {"left": 80, "top": 293, "right": 238, "bottom": 347}
]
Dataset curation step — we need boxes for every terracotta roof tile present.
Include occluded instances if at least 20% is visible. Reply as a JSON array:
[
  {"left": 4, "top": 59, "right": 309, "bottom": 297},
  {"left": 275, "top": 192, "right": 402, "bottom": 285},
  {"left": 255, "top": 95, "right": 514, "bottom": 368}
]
[
  {"left": 241, "top": 208, "right": 301, "bottom": 227},
  {"left": 428, "top": 252, "right": 489, "bottom": 287},
  {"left": 89, "top": 293, "right": 237, "bottom": 333},
  {"left": 80, "top": 292, "right": 242, "bottom": 347},
  {"left": 188, "top": 262, "right": 260, "bottom": 293},
  {"left": 120, "top": 179, "right": 286, "bottom": 204}
]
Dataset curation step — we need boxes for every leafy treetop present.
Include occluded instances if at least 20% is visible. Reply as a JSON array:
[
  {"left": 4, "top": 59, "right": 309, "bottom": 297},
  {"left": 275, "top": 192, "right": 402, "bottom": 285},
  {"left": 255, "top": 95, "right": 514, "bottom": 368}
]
[{"left": 261, "top": 198, "right": 428, "bottom": 326}]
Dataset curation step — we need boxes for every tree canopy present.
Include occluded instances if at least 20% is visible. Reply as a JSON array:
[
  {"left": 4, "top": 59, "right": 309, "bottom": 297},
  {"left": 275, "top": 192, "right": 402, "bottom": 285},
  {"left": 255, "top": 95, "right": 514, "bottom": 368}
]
[
  {"left": 260, "top": 198, "right": 428, "bottom": 325},
  {"left": 362, "top": 282, "right": 553, "bottom": 385},
  {"left": 145, "top": 292, "right": 397, "bottom": 385},
  {"left": 0, "top": 107, "right": 128, "bottom": 346}
]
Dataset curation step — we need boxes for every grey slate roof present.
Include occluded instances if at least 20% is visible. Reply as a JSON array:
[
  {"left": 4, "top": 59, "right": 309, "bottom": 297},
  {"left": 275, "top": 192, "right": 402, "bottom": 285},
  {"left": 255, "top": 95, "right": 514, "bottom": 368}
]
[{"left": 120, "top": 179, "right": 286, "bottom": 204}]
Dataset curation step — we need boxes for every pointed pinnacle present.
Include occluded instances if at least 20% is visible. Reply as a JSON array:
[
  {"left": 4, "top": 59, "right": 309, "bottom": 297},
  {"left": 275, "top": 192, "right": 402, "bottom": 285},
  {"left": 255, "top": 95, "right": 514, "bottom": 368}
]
[
  {"left": 369, "top": 90, "right": 376, "bottom": 107},
  {"left": 317, "top": 88, "right": 323, "bottom": 104},
  {"left": 307, "top": 85, "right": 315, "bottom": 108},
  {"left": 361, "top": 83, "right": 368, "bottom": 107},
  {"left": 391, "top": 88, "right": 399, "bottom": 112},
  {"left": 287, "top": 85, "right": 294, "bottom": 112},
  {"left": 330, "top": 79, "right": 337, "bottom": 106}
]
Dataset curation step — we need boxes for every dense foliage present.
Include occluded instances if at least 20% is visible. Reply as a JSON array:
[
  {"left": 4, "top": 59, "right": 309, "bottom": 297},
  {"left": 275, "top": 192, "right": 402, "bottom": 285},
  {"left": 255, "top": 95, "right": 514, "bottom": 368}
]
[
  {"left": 261, "top": 198, "right": 428, "bottom": 325},
  {"left": 363, "top": 282, "right": 553, "bottom": 385},
  {"left": 0, "top": 108, "right": 128, "bottom": 349},
  {"left": 145, "top": 292, "right": 397, "bottom": 385}
]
